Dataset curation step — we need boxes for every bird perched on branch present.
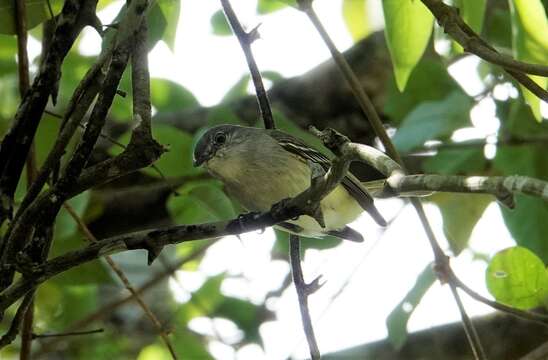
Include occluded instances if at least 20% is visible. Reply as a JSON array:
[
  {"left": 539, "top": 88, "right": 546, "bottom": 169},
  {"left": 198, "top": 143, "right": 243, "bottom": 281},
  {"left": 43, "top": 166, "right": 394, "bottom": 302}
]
[{"left": 193, "top": 124, "right": 386, "bottom": 242}]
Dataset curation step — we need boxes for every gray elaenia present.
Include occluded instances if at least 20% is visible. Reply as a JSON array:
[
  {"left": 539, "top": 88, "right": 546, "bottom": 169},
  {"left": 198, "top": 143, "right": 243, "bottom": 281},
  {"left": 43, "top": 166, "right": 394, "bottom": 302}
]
[{"left": 193, "top": 124, "right": 386, "bottom": 242}]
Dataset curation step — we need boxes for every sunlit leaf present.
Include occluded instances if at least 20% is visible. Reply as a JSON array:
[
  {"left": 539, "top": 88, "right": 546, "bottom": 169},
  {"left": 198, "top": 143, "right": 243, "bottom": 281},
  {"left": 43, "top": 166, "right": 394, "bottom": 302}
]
[
  {"left": 509, "top": 0, "right": 548, "bottom": 121},
  {"left": 387, "top": 265, "right": 435, "bottom": 349},
  {"left": 382, "top": 0, "right": 434, "bottom": 91},
  {"left": 342, "top": 0, "right": 370, "bottom": 42},
  {"left": 486, "top": 246, "right": 548, "bottom": 309}
]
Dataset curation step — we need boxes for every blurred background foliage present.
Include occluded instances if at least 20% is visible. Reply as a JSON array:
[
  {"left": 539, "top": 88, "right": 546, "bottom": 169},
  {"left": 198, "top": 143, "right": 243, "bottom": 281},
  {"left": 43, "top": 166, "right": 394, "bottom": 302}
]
[{"left": 0, "top": 0, "right": 547, "bottom": 358}]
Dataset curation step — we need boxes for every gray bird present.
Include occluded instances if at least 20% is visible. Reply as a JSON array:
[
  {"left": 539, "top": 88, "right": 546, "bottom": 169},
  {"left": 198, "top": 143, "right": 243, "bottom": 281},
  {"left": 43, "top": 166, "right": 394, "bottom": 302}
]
[{"left": 193, "top": 124, "right": 386, "bottom": 242}]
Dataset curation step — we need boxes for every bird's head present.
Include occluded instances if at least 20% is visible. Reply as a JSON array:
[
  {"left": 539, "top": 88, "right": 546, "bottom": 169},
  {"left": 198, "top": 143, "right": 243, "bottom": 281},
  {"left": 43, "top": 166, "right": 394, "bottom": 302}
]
[{"left": 192, "top": 124, "right": 247, "bottom": 167}]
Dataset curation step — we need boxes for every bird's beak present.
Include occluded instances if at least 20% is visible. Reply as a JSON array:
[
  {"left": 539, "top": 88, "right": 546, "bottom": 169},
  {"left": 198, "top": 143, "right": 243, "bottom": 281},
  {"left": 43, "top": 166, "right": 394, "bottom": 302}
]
[{"left": 192, "top": 149, "right": 211, "bottom": 167}]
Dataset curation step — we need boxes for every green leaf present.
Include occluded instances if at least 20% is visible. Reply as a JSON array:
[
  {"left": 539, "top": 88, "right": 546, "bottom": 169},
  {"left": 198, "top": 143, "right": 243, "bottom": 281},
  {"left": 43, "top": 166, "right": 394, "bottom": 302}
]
[
  {"left": 392, "top": 92, "right": 473, "bottom": 153},
  {"left": 509, "top": 0, "right": 548, "bottom": 121},
  {"left": 430, "top": 193, "right": 491, "bottom": 255},
  {"left": 384, "top": 59, "right": 461, "bottom": 122},
  {"left": 423, "top": 148, "right": 487, "bottom": 175},
  {"left": 494, "top": 145, "right": 548, "bottom": 262},
  {"left": 173, "top": 329, "right": 212, "bottom": 360},
  {"left": 215, "top": 297, "right": 273, "bottom": 345},
  {"left": 0, "top": 0, "right": 47, "bottom": 35},
  {"left": 453, "top": 0, "right": 487, "bottom": 52},
  {"left": 382, "top": 0, "right": 434, "bottom": 91},
  {"left": 151, "top": 78, "right": 198, "bottom": 112},
  {"left": 342, "top": 0, "right": 370, "bottom": 42},
  {"left": 148, "top": 0, "right": 181, "bottom": 50},
  {"left": 387, "top": 265, "right": 435, "bottom": 349},
  {"left": 486, "top": 246, "right": 548, "bottom": 309},
  {"left": 111, "top": 124, "right": 201, "bottom": 178},
  {"left": 257, "top": 0, "right": 288, "bottom": 14},
  {"left": 206, "top": 105, "right": 243, "bottom": 127},
  {"left": 222, "top": 71, "right": 283, "bottom": 102},
  {"left": 210, "top": 9, "right": 231, "bottom": 36},
  {"left": 177, "top": 274, "right": 226, "bottom": 324},
  {"left": 167, "top": 180, "right": 236, "bottom": 224}
]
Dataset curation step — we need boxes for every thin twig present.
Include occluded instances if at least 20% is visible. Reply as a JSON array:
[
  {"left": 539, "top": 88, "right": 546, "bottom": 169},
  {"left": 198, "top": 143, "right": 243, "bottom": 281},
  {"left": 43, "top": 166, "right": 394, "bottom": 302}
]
[
  {"left": 32, "top": 328, "right": 104, "bottom": 339},
  {"left": 448, "top": 284, "right": 487, "bottom": 360},
  {"left": 220, "top": 0, "right": 275, "bottom": 129},
  {"left": 14, "top": 0, "right": 36, "bottom": 355},
  {"left": 289, "top": 235, "right": 320, "bottom": 360},
  {"left": 63, "top": 203, "right": 178, "bottom": 360}
]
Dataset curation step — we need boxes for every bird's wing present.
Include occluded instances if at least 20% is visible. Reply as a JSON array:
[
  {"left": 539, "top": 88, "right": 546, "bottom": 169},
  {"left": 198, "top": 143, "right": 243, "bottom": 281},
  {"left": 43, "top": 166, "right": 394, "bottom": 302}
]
[{"left": 267, "top": 130, "right": 386, "bottom": 226}]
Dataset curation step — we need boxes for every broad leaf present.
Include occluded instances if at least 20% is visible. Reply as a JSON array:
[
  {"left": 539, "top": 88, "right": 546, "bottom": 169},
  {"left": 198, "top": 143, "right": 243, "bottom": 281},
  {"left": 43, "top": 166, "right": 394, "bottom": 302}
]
[
  {"left": 167, "top": 180, "right": 236, "bottom": 224},
  {"left": 423, "top": 148, "right": 487, "bottom": 175},
  {"left": 151, "top": 78, "right": 198, "bottom": 111},
  {"left": 392, "top": 92, "right": 473, "bottom": 153},
  {"left": 430, "top": 193, "right": 491, "bottom": 255},
  {"left": 382, "top": 0, "right": 434, "bottom": 91},
  {"left": 210, "top": 9, "right": 231, "bottom": 36},
  {"left": 148, "top": 0, "right": 181, "bottom": 51},
  {"left": 384, "top": 59, "right": 461, "bottom": 122},
  {"left": 486, "top": 246, "right": 548, "bottom": 309},
  {"left": 342, "top": 0, "right": 370, "bottom": 42},
  {"left": 494, "top": 144, "right": 548, "bottom": 262}
]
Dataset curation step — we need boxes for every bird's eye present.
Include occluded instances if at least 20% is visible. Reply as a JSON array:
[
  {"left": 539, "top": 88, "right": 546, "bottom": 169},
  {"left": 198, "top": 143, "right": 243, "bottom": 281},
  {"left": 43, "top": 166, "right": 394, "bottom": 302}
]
[{"left": 214, "top": 132, "right": 226, "bottom": 145}]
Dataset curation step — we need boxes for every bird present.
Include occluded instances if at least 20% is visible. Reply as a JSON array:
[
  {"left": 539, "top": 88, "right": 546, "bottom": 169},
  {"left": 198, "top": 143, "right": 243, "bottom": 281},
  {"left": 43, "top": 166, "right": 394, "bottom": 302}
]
[{"left": 193, "top": 124, "right": 386, "bottom": 242}]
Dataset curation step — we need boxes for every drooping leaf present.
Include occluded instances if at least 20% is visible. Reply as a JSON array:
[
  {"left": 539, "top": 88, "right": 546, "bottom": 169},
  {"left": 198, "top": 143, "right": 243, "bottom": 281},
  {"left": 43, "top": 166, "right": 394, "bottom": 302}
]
[
  {"left": 392, "top": 92, "right": 473, "bottom": 153},
  {"left": 387, "top": 264, "right": 435, "bottom": 349},
  {"left": 148, "top": 0, "right": 181, "bottom": 50},
  {"left": 342, "top": 0, "right": 370, "bottom": 42},
  {"left": 486, "top": 246, "right": 548, "bottom": 309},
  {"left": 0, "top": 0, "right": 48, "bottom": 34},
  {"left": 173, "top": 329, "right": 213, "bottom": 360},
  {"left": 509, "top": 0, "right": 548, "bottom": 121},
  {"left": 382, "top": 0, "right": 434, "bottom": 91},
  {"left": 384, "top": 59, "right": 461, "bottom": 122},
  {"left": 430, "top": 193, "right": 491, "bottom": 255},
  {"left": 210, "top": 9, "right": 231, "bottom": 36},
  {"left": 177, "top": 274, "right": 226, "bottom": 324}
]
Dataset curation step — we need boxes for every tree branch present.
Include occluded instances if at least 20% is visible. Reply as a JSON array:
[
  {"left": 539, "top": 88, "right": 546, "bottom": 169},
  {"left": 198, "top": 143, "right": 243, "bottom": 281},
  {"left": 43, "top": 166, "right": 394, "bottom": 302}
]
[
  {"left": 290, "top": 235, "right": 321, "bottom": 360},
  {"left": 420, "top": 0, "right": 548, "bottom": 102},
  {"left": 220, "top": 0, "right": 275, "bottom": 129}
]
